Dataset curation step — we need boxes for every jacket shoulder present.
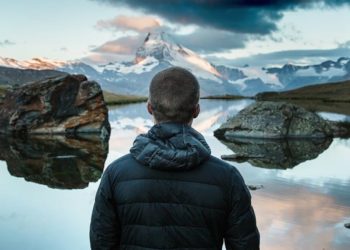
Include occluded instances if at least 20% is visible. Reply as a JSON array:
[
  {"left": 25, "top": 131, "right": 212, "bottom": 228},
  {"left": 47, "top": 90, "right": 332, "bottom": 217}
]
[
  {"left": 107, "top": 154, "right": 135, "bottom": 169},
  {"left": 103, "top": 154, "right": 138, "bottom": 177},
  {"left": 206, "top": 156, "right": 243, "bottom": 176},
  {"left": 207, "top": 155, "right": 234, "bottom": 168}
]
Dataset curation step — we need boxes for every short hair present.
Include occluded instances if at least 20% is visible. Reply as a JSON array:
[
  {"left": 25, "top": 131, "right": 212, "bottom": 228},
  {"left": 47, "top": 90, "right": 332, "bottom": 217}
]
[{"left": 149, "top": 67, "right": 200, "bottom": 123}]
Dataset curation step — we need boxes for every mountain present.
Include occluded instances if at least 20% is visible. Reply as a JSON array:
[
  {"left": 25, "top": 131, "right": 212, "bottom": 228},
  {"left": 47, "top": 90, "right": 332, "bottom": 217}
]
[
  {"left": 0, "top": 66, "right": 66, "bottom": 86},
  {"left": 87, "top": 32, "right": 241, "bottom": 96},
  {"left": 0, "top": 32, "right": 278, "bottom": 96},
  {"left": 266, "top": 57, "right": 350, "bottom": 90},
  {"left": 1, "top": 32, "right": 350, "bottom": 96}
]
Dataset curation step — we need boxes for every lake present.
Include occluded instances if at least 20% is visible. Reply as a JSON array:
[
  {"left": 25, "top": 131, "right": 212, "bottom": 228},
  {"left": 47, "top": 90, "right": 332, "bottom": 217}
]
[{"left": 0, "top": 99, "right": 349, "bottom": 250}]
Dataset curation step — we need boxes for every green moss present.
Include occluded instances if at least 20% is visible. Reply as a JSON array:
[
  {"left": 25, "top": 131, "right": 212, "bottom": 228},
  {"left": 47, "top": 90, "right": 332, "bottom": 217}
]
[
  {"left": 256, "top": 80, "right": 350, "bottom": 103},
  {"left": 103, "top": 91, "right": 148, "bottom": 105},
  {"left": 0, "top": 85, "right": 8, "bottom": 95},
  {"left": 0, "top": 85, "right": 8, "bottom": 104},
  {"left": 201, "top": 94, "right": 251, "bottom": 100},
  {"left": 255, "top": 80, "right": 350, "bottom": 115}
]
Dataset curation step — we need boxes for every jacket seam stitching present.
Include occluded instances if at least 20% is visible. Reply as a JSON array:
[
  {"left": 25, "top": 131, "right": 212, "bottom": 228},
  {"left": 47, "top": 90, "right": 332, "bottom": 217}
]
[
  {"left": 117, "top": 201, "right": 225, "bottom": 212},
  {"left": 122, "top": 224, "right": 210, "bottom": 229},
  {"left": 119, "top": 243, "right": 216, "bottom": 249},
  {"left": 116, "top": 178, "right": 222, "bottom": 188}
]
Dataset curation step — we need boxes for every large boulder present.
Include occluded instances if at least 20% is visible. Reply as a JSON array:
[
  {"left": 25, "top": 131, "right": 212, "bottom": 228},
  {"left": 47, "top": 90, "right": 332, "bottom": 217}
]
[
  {"left": 214, "top": 101, "right": 333, "bottom": 139},
  {"left": 0, "top": 74, "right": 110, "bottom": 136}
]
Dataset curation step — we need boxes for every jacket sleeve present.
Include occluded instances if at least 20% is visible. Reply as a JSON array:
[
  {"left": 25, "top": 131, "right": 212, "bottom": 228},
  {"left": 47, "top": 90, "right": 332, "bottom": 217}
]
[
  {"left": 224, "top": 168, "right": 260, "bottom": 250},
  {"left": 90, "top": 166, "right": 121, "bottom": 250}
]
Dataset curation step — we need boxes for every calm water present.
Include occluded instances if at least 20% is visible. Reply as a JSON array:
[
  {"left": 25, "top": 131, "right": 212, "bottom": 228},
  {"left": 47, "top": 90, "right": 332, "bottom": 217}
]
[{"left": 0, "top": 99, "right": 349, "bottom": 250}]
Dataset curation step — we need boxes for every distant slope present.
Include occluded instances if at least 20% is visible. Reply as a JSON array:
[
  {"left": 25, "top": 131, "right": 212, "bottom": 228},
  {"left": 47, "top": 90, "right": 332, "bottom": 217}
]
[
  {"left": 0, "top": 66, "right": 66, "bottom": 86},
  {"left": 256, "top": 80, "right": 350, "bottom": 115},
  {"left": 103, "top": 91, "right": 147, "bottom": 105},
  {"left": 256, "top": 80, "right": 350, "bottom": 102},
  {"left": 0, "top": 85, "right": 7, "bottom": 95},
  {"left": 0, "top": 85, "right": 7, "bottom": 99},
  {"left": 0, "top": 85, "right": 8, "bottom": 104}
]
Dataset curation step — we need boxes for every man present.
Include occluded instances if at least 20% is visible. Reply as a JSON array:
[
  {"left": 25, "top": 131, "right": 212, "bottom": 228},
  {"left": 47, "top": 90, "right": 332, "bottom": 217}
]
[{"left": 90, "top": 67, "right": 260, "bottom": 249}]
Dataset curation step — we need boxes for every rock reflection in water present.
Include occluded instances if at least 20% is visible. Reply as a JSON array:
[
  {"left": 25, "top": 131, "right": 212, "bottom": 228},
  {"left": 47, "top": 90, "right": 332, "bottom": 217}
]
[
  {"left": 218, "top": 137, "right": 332, "bottom": 169},
  {"left": 0, "top": 135, "right": 109, "bottom": 189}
]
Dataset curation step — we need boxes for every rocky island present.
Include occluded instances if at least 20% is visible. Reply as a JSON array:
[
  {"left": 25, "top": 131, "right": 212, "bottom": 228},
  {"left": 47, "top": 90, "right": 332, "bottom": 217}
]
[
  {"left": 214, "top": 101, "right": 348, "bottom": 139},
  {"left": 215, "top": 101, "right": 349, "bottom": 168}
]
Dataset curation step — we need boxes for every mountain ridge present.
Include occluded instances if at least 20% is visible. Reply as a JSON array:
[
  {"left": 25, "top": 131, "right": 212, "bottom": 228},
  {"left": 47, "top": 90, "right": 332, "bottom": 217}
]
[{"left": 1, "top": 32, "right": 350, "bottom": 96}]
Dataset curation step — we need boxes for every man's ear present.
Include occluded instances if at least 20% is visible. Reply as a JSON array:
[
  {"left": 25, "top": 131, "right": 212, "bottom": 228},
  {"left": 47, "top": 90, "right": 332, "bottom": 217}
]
[
  {"left": 147, "top": 101, "right": 153, "bottom": 115},
  {"left": 193, "top": 104, "right": 200, "bottom": 118}
]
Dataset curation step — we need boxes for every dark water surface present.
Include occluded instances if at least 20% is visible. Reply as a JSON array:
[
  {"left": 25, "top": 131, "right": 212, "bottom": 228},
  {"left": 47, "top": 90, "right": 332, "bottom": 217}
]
[{"left": 1, "top": 100, "right": 349, "bottom": 250}]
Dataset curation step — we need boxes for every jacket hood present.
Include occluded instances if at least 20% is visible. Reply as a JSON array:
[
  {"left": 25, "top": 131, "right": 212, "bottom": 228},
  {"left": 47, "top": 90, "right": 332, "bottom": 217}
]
[{"left": 130, "top": 122, "right": 211, "bottom": 171}]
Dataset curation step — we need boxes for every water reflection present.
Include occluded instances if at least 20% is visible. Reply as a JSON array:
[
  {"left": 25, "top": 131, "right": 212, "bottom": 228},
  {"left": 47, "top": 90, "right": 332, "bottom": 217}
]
[
  {"left": 255, "top": 185, "right": 350, "bottom": 250},
  {"left": 0, "top": 99, "right": 349, "bottom": 250},
  {"left": 0, "top": 135, "right": 108, "bottom": 189},
  {"left": 108, "top": 99, "right": 255, "bottom": 135},
  {"left": 106, "top": 100, "right": 350, "bottom": 249},
  {"left": 217, "top": 137, "right": 333, "bottom": 169}
]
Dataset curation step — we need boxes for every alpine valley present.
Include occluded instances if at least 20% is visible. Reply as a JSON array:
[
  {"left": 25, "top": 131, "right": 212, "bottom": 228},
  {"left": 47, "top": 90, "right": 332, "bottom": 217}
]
[{"left": 1, "top": 32, "right": 350, "bottom": 97}]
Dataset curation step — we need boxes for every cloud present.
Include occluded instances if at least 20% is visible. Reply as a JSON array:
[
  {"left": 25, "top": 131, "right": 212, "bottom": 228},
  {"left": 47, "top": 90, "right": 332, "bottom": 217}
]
[
  {"left": 93, "top": 35, "right": 144, "bottom": 54},
  {"left": 253, "top": 186, "right": 350, "bottom": 250},
  {"left": 89, "top": 1, "right": 350, "bottom": 65},
  {"left": 338, "top": 40, "right": 350, "bottom": 49},
  {"left": 96, "top": 15, "right": 161, "bottom": 32},
  {"left": 82, "top": 53, "right": 134, "bottom": 64},
  {"left": 93, "top": 0, "right": 350, "bottom": 35},
  {"left": 87, "top": 34, "right": 145, "bottom": 63},
  {"left": 207, "top": 47, "right": 350, "bottom": 67},
  {"left": 92, "top": 27, "right": 248, "bottom": 57},
  {"left": 94, "top": 14, "right": 250, "bottom": 54},
  {"left": 174, "top": 28, "right": 248, "bottom": 53},
  {"left": 0, "top": 39, "right": 15, "bottom": 46}
]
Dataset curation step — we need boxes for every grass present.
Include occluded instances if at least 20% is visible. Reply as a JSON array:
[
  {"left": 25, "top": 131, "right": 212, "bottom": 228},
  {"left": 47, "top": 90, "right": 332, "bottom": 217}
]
[
  {"left": 256, "top": 80, "right": 350, "bottom": 102},
  {"left": 201, "top": 94, "right": 251, "bottom": 100},
  {"left": 0, "top": 85, "right": 8, "bottom": 104},
  {"left": 0, "top": 85, "right": 8, "bottom": 96},
  {"left": 103, "top": 91, "right": 148, "bottom": 105},
  {"left": 255, "top": 80, "right": 350, "bottom": 115}
]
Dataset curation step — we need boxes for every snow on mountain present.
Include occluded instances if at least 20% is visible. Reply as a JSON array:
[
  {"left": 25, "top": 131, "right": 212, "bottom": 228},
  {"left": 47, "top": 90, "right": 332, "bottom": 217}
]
[
  {"left": 266, "top": 57, "right": 350, "bottom": 89},
  {"left": 240, "top": 67, "right": 281, "bottom": 86},
  {"left": 103, "top": 32, "right": 223, "bottom": 83},
  {"left": 101, "top": 56, "right": 159, "bottom": 74},
  {"left": 294, "top": 66, "right": 345, "bottom": 77},
  {"left": 0, "top": 57, "right": 66, "bottom": 70}
]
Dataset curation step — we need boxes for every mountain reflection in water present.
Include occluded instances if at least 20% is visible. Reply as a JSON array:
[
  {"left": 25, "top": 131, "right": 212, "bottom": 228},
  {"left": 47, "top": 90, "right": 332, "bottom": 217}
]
[
  {"left": 0, "top": 135, "right": 109, "bottom": 189},
  {"left": 217, "top": 137, "right": 333, "bottom": 169}
]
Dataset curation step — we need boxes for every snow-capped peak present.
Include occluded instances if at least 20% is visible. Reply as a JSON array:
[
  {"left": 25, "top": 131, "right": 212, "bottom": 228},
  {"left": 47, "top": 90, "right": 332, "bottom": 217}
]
[
  {"left": 135, "top": 32, "right": 179, "bottom": 62},
  {"left": 134, "top": 31, "right": 222, "bottom": 82}
]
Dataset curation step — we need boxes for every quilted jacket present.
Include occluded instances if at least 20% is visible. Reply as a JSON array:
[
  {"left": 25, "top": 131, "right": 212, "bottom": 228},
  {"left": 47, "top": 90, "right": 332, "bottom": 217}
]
[{"left": 90, "top": 122, "right": 259, "bottom": 249}]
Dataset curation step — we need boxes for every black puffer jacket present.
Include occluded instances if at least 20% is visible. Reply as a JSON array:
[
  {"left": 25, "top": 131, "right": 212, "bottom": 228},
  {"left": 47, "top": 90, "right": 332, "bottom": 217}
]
[{"left": 90, "top": 123, "right": 259, "bottom": 250}]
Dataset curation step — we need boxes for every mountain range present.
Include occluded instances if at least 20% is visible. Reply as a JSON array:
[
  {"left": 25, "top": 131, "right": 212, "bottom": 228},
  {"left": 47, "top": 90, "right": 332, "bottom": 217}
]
[{"left": 1, "top": 32, "right": 350, "bottom": 96}]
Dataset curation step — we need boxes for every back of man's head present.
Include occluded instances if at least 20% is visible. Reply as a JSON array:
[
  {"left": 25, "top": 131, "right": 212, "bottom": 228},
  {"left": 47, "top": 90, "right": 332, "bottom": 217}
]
[{"left": 149, "top": 67, "right": 200, "bottom": 124}]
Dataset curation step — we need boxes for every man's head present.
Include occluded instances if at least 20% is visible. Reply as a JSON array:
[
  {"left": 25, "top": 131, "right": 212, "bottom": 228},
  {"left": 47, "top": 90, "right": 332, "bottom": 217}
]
[{"left": 148, "top": 67, "right": 200, "bottom": 124}]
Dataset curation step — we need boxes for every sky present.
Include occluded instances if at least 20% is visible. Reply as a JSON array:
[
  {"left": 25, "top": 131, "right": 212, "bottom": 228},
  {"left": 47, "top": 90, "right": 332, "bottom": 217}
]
[{"left": 1, "top": 0, "right": 350, "bottom": 67}]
